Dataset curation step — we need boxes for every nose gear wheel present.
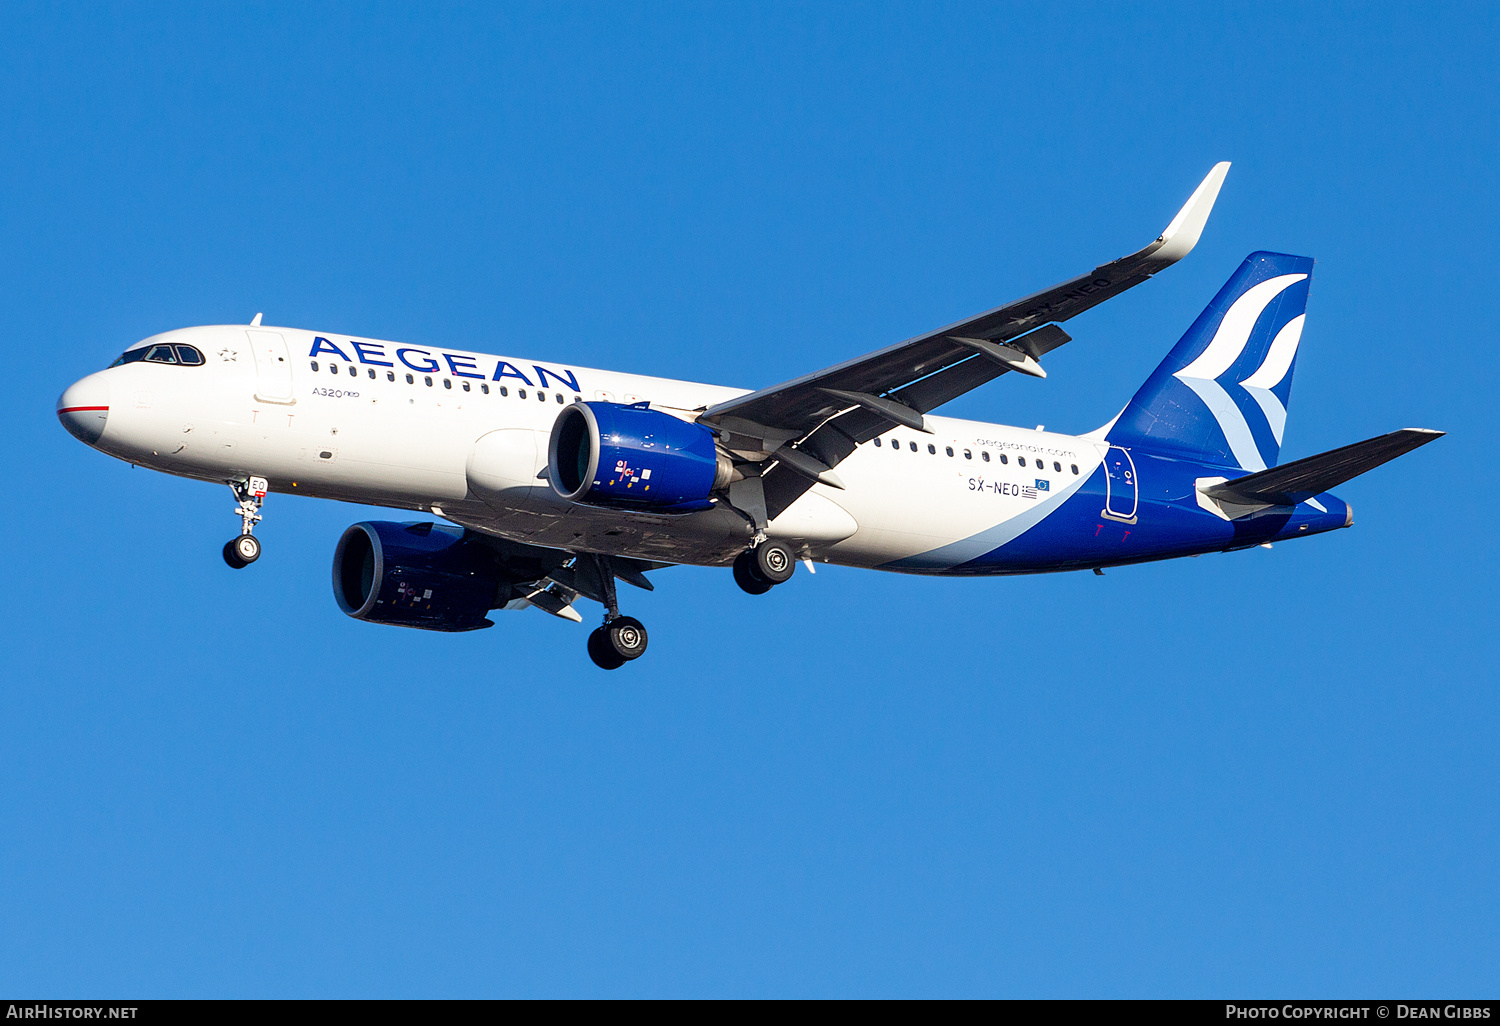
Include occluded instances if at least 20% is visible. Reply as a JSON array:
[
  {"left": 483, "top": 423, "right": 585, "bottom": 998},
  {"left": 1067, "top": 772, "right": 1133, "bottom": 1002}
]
[
  {"left": 223, "top": 534, "right": 261, "bottom": 568},
  {"left": 222, "top": 476, "right": 268, "bottom": 570}
]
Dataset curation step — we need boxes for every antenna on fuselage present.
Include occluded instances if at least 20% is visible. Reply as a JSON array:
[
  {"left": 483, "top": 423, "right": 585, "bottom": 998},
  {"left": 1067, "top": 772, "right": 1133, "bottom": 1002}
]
[{"left": 250, "top": 312, "right": 263, "bottom": 326}]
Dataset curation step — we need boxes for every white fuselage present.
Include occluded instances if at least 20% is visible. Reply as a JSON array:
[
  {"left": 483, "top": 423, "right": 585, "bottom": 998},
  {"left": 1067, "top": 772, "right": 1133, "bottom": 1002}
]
[{"left": 69, "top": 324, "right": 1106, "bottom": 570}]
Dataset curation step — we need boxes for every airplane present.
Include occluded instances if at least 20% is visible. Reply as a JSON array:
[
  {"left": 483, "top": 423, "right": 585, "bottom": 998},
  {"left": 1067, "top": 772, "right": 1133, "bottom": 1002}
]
[{"left": 56, "top": 163, "right": 1442, "bottom": 669}]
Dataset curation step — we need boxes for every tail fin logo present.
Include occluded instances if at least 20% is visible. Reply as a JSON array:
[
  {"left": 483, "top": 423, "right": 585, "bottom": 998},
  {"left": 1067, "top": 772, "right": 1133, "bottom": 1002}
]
[{"left": 1171, "top": 273, "right": 1307, "bottom": 471}]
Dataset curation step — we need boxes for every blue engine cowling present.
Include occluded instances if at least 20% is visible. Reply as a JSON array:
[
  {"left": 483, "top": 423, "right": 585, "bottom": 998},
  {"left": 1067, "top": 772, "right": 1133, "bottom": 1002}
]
[
  {"left": 333, "top": 521, "right": 503, "bottom": 632},
  {"left": 547, "top": 401, "right": 728, "bottom": 513}
]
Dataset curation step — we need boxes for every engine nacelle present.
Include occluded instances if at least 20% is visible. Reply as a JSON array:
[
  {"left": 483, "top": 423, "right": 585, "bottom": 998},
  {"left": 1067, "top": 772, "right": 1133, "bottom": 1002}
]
[
  {"left": 332, "top": 521, "right": 503, "bottom": 632},
  {"left": 547, "top": 401, "right": 730, "bottom": 513}
]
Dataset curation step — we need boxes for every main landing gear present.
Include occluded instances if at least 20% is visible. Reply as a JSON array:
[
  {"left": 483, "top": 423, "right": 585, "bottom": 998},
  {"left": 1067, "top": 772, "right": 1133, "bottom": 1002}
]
[
  {"left": 588, "top": 616, "right": 648, "bottom": 671},
  {"left": 222, "top": 476, "right": 268, "bottom": 569},
  {"left": 733, "top": 541, "right": 795, "bottom": 595},
  {"left": 584, "top": 554, "right": 650, "bottom": 670}
]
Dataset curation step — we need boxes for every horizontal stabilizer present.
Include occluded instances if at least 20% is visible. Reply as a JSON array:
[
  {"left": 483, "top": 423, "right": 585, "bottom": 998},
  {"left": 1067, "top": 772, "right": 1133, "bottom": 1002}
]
[{"left": 1203, "top": 428, "right": 1443, "bottom": 506}]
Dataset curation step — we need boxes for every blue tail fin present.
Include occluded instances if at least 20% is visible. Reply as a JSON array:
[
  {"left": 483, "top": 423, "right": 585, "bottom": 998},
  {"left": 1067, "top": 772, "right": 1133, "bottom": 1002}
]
[{"left": 1106, "top": 251, "right": 1314, "bottom": 471}]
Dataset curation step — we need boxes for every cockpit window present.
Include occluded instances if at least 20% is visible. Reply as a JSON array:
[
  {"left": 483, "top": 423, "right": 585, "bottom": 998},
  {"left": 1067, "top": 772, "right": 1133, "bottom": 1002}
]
[{"left": 109, "top": 343, "right": 206, "bottom": 367}]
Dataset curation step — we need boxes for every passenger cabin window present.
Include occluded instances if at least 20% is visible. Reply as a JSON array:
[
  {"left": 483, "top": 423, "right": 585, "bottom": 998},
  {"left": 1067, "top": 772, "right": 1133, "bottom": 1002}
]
[
  {"left": 982, "top": 451, "right": 990, "bottom": 462},
  {"left": 424, "top": 375, "right": 433, "bottom": 386},
  {"left": 349, "top": 365, "right": 358, "bottom": 376},
  {"left": 443, "top": 378, "right": 452, "bottom": 389},
  {"left": 462, "top": 381, "right": 471, "bottom": 391},
  {"left": 538, "top": 391, "right": 547, "bottom": 402},
  {"left": 945, "top": 446, "right": 954, "bottom": 457},
  {"left": 1071, "top": 464, "right": 1079, "bottom": 475},
  {"left": 310, "top": 360, "right": 320, "bottom": 371},
  {"left": 1000, "top": 454, "right": 1008, "bottom": 464},
  {"left": 556, "top": 393, "right": 565, "bottom": 403},
  {"left": 367, "top": 368, "right": 376, "bottom": 379},
  {"left": 928, "top": 444, "right": 936, "bottom": 454},
  {"left": 873, "top": 437, "right": 882, "bottom": 447},
  {"left": 500, "top": 386, "right": 509, "bottom": 396},
  {"left": 405, "top": 373, "right": 414, "bottom": 384},
  {"left": 518, "top": 389, "right": 527, "bottom": 399},
  {"left": 387, "top": 371, "right": 395, "bottom": 381},
  {"left": 909, "top": 441, "right": 918, "bottom": 452},
  {"left": 964, "top": 449, "right": 972, "bottom": 459},
  {"left": 481, "top": 384, "right": 490, "bottom": 394},
  {"left": 1018, "top": 457, "right": 1026, "bottom": 467}
]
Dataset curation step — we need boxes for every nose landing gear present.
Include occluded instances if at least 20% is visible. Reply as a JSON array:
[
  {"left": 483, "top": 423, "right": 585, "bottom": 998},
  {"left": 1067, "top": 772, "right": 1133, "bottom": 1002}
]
[
  {"left": 733, "top": 541, "right": 795, "bottom": 595},
  {"left": 222, "top": 476, "right": 268, "bottom": 569}
]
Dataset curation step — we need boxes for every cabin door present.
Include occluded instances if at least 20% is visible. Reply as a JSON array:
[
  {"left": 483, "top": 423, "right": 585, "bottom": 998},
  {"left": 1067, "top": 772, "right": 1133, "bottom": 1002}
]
[
  {"left": 246, "top": 330, "right": 295, "bottom": 404},
  {"left": 1102, "top": 446, "right": 1138, "bottom": 523}
]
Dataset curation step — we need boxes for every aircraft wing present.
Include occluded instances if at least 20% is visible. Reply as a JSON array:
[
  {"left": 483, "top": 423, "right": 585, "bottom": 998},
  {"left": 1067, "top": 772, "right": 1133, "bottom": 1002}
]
[{"left": 700, "top": 162, "right": 1231, "bottom": 519}]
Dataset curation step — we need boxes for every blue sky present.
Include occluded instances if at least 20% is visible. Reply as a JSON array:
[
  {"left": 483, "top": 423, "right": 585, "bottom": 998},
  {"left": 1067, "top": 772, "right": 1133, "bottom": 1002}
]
[{"left": 2, "top": 2, "right": 1496, "bottom": 997}]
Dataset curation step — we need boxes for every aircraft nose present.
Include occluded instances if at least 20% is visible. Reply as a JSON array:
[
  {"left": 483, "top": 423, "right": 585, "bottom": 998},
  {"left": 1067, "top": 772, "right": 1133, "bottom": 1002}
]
[{"left": 57, "top": 372, "right": 111, "bottom": 445}]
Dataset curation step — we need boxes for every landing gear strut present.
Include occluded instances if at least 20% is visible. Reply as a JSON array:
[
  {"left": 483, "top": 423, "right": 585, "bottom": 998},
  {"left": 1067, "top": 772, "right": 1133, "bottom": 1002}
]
[
  {"left": 584, "top": 553, "right": 650, "bottom": 670},
  {"left": 222, "top": 476, "right": 267, "bottom": 569},
  {"left": 733, "top": 541, "right": 795, "bottom": 595}
]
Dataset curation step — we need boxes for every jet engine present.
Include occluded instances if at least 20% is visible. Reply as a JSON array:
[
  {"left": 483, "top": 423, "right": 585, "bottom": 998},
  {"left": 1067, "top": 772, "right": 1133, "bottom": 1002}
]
[
  {"left": 547, "top": 401, "right": 733, "bottom": 513},
  {"left": 333, "top": 521, "right": 505, "bottom": 632}
]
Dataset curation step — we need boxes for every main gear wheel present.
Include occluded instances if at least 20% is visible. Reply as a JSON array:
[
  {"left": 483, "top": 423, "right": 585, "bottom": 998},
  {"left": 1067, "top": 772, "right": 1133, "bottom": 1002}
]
[{"left": 587, "top": 615, "right": 649, "bottom": 669}]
